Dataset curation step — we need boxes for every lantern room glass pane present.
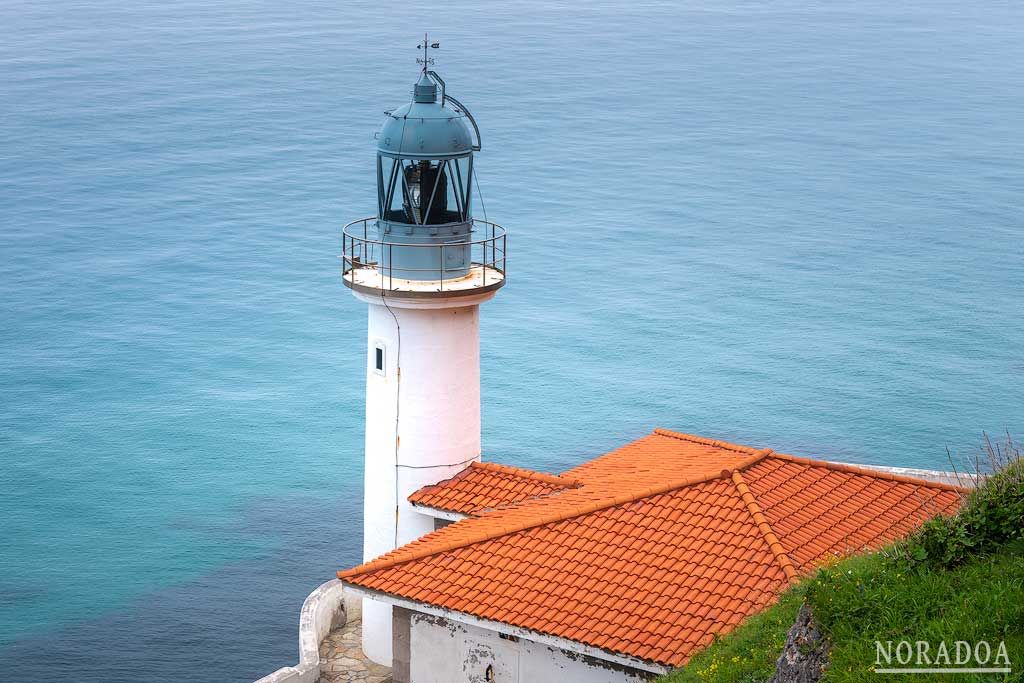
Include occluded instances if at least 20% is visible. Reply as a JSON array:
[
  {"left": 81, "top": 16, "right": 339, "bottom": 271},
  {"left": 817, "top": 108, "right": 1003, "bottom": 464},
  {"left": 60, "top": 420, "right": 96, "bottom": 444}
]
[
  {"left": 405, "top": 159, "right": 447, "bottom": 224},
  {"left": 384, "top": 159, "right": 408, "bottom": 221},
  {"left": 378, "top": 155, "right": 397, "bottom": 217},
  {"left": 381, "top": 157, "right": 472, "bottom": 224},
  {"left": 444, "top": 160, "right": 463, "bottom": 221},
  {"left": 455, "top": 156, "right": 472, "bottom": 219}
]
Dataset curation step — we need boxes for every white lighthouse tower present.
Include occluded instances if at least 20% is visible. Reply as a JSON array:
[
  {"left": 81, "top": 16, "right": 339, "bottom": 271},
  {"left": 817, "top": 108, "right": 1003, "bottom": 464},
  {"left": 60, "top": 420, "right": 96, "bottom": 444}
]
[{"left": 341, "top": 40, "right": 506, "bottom": 666}]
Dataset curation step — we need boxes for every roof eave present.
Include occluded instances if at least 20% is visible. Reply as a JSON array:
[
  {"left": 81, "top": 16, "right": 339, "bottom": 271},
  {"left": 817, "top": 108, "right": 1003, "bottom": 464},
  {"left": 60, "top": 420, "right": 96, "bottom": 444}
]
[
  {"left": 340, "top": 582, "right": 674, "bottom": 675},
  {"left": 409, "top": 502, "right": 471, "bottom": 521}
]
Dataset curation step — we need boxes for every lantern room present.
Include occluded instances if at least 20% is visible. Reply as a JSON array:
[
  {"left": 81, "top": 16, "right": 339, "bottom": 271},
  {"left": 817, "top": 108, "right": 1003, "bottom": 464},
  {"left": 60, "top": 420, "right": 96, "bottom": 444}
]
[
  {"left": 342, "top": 62, "right": 505, "bottom": 296},
  {"left": 377, "top": 74, "right": 475, "bottom": 226}
]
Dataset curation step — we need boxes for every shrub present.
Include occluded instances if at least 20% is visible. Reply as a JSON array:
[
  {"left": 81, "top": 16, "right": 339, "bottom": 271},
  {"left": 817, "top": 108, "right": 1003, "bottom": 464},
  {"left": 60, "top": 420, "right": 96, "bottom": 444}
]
[{"left": 898, "top": 434, "right": 1023, "bottom": 572}]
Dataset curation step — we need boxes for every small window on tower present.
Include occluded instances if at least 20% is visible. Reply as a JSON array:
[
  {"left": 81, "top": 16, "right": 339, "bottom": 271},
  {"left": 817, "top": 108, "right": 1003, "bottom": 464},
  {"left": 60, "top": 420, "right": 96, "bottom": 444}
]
[{"left": 374, "top": 345, "right": 385, "bottom": 375}]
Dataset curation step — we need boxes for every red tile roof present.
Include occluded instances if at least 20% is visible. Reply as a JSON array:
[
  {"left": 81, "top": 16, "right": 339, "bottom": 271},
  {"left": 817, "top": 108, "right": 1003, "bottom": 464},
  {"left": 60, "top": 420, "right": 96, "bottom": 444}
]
[
  {"left": 339, "top": 429, "right": 965, "bottom": 668},
  {"left": 741, "top": 455, "right": 965, "bottom": 573},
  {"left": 408, "top": 461, "right": 578, "bottom": 515}
]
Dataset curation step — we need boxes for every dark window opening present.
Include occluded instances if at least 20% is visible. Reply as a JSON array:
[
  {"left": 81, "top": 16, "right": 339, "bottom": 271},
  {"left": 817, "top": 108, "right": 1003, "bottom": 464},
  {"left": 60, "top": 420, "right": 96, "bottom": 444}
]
[{"left": 375, "top": 346, "right": 384, "bottom": 372}]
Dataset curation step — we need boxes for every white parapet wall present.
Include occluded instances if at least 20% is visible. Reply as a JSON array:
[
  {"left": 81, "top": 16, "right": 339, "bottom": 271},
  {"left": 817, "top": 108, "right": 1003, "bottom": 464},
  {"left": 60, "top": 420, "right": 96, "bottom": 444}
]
[
  {"left": 836, "top": 462, "right": 977, "bottom": 489},
  {"left": 253, "top": 579, "right": 362, "bottom": 683}
]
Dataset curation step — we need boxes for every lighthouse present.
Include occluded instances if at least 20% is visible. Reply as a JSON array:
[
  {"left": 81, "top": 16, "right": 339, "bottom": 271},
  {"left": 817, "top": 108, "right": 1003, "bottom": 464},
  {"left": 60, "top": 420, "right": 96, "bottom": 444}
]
[{"left": 341, "top": 39, "right": 506, "bottom": 666}]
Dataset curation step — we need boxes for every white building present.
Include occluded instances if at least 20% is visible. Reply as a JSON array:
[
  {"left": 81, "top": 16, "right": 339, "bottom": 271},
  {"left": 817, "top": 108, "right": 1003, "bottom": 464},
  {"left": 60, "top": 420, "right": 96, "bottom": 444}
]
[{"left": 338, "top": 429, "right": 966, "bottom": 683}]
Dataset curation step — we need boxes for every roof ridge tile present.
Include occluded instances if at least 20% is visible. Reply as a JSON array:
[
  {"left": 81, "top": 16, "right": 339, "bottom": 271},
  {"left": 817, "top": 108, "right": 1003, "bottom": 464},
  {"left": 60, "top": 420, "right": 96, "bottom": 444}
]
[
  {"left": 653, "top": 428, "right": 765, "bottom": 455},
  {"left": 730, "top": 470, "right": 798, "bottom": 583}
]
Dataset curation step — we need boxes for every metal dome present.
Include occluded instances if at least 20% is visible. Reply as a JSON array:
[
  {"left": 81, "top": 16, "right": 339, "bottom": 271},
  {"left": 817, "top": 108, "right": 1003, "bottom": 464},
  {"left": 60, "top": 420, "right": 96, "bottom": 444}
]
[{"left": 377, "top": 73, "right": 479, "bottom": 158}]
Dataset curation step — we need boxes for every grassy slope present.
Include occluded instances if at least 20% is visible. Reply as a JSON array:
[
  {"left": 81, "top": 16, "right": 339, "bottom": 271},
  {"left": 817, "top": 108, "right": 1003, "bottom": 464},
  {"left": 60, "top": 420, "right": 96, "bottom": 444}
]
[{"left": 660, "top": 546, "right": 1024, "bottom": 683}]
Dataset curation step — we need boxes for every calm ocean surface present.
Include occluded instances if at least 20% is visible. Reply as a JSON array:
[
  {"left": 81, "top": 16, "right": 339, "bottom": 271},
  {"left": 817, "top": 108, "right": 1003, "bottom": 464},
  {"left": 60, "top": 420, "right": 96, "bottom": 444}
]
[{"left": 1, "top": 0, "right": 1022, "bottom": 680}]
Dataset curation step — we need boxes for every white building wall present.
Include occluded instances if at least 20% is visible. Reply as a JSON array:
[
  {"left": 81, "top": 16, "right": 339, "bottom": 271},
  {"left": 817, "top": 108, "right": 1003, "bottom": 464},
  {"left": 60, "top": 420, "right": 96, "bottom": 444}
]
[
  {"left": 359, "top": 294, "right": 490, "bottom": 665},
  {"left": 407, "top": 612, "right": 652, "bottom": 683}
]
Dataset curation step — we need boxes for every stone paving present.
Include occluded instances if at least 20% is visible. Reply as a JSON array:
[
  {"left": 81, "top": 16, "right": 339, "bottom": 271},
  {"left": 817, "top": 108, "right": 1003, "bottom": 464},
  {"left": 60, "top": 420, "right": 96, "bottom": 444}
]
[{"left": 318, "top": 617, "right": 393, "bottom": 683}]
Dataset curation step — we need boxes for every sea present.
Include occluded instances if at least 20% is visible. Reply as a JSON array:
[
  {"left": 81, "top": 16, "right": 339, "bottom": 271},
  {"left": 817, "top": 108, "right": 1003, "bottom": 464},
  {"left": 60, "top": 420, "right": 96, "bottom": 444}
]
[{"left": 1, "top": 0, "right": 1022, "bottom": 680}]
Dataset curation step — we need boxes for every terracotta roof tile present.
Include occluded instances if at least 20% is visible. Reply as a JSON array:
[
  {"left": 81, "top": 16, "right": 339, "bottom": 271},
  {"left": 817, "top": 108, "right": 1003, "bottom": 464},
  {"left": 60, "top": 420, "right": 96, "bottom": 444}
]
[
  {"left": 339, "top": 429, "right": 966, "bottom": 668},
  {"left": 408, "top": 460, "right": 578, "bottom": 515},
  {"left": 742, "top": 455, "right": 963, "bottom": 572}
]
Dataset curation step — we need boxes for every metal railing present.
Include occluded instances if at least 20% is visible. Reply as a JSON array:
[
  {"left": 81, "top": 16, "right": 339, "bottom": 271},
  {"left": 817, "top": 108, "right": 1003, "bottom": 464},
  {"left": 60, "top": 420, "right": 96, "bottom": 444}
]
[{"left": 342, "top": 217, "right": 507, "bottom": 293}]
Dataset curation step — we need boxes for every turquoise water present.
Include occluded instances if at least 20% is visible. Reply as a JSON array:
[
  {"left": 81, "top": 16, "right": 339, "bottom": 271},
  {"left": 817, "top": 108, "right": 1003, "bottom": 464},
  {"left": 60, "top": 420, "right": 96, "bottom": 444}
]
[{"left": 1, "top": 0, "right": 1022, "bottom": 679}]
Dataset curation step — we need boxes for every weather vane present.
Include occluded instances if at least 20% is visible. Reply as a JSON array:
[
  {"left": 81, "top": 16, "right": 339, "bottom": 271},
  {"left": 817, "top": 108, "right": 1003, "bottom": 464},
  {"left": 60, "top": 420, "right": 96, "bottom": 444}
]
[{"left": 416, "top": 32, "right": 439, "bottom": 71}]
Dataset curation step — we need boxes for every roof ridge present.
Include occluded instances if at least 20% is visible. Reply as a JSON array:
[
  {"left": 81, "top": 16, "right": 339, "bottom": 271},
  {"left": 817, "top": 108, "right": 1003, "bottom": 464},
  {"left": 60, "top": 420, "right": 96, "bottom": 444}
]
[
  {"left": 653, "top": 428, "right": 765, "bottom": 455},
  {"left": 730, "top": 470, "right": 798, "bottom": 583},
  {"left": 769, "top": 453, "right": 972, "bottom": 493},
  {"left": 471, "top": 460, "right": 578, "bottom": 488},
  {"left": 340, "top": 449, "right": 774, "bottom": 580}
]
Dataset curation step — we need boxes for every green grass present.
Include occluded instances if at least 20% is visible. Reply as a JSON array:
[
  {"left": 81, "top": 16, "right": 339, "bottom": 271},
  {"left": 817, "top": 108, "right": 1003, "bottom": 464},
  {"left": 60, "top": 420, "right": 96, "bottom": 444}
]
[{"left": 660, "top": 441, "right": 1024, "bottom": 683}]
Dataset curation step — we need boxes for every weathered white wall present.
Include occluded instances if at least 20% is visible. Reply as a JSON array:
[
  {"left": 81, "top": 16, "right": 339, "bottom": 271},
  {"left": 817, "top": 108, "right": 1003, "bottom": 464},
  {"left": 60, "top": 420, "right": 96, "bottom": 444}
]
[
  {"left": 407, "top": 612, "right": 652, "bottom": 683},
  {"left": 358, "top": 292, "right": 494, "bottom": 666},
  {"left": 253, "top": 580, "right": 359, "bottom": 683}
]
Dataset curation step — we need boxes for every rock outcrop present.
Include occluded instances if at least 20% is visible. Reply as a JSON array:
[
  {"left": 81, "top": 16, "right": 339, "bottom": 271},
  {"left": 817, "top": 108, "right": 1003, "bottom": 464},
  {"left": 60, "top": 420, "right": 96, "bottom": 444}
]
[{"left": 769, "top": 603, "right": 829, "bottom": 683}]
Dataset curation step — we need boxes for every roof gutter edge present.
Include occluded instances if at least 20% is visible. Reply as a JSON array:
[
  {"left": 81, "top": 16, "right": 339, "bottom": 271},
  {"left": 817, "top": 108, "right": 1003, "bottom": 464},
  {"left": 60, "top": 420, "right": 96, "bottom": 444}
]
[
  {"left": 338, "top": 582, "right": 674, "bottom": 675},
  {"left": 408, "top": 502, "right": 471, "bottom": 521}
]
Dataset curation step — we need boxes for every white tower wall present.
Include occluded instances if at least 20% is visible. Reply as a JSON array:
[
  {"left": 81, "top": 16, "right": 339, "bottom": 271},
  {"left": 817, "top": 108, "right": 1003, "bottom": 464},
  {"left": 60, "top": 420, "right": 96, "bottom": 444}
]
[{"left": 355, "top": 290, "right": 496, "bottom": 666}]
